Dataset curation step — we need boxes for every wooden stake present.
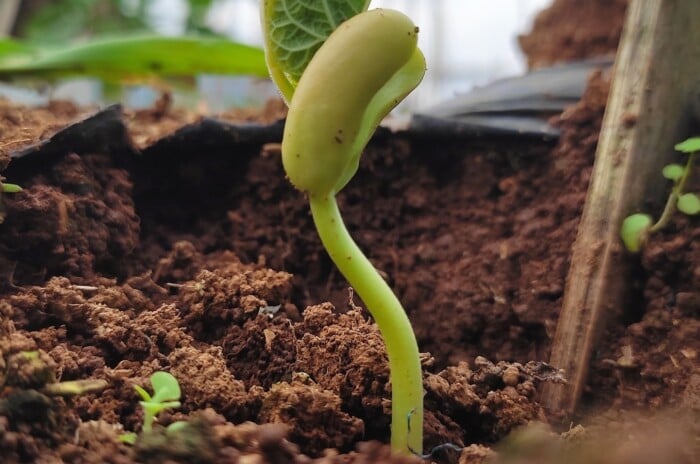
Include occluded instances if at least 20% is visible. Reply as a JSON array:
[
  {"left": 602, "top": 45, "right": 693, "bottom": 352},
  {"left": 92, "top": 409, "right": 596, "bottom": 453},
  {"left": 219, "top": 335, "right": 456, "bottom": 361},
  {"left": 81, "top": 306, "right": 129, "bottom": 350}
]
[{"left": 542, "top": 0, "right": 700, "bottom": 417}]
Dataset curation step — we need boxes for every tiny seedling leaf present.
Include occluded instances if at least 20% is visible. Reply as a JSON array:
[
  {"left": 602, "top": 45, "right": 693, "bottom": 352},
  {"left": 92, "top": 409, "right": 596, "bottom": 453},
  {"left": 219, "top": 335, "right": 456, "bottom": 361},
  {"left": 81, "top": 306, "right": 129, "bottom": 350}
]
[
  {"left": 661, "top": 164, "right": 684, "bottom": 182},
  {"left": 620, "top": 213, "right": 653, "bottom": 253},
  {"left": 43, "top": 379, "right": 108, "bottom": 397},
  {"left": 674, "top": 137, "right": 700, "bottom": 154},
  {"left": 1, "top": 183, "right": 22, "bottom": 193},
  {"left": 133, "top": 384, "right": 152, "bottom": 402},
  {"left": 119, "top": 432, "right": 137, "bottom": 444},
  {"left": 677, "top": 193, "right": 700, "bottom": 215},
  {"left": 149, "top": 371, "right": 181, "bottom": 403},
  {"left": 262, "top": 0, "right": 370, "bottom": 102}
]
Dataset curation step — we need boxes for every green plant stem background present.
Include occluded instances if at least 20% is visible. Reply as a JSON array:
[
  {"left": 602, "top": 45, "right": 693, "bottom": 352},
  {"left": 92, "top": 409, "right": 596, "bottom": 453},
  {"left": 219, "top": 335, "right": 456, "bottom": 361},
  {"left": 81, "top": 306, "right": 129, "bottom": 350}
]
[{"left": 309, "top": 194, "right": 423, "bottom": 453}]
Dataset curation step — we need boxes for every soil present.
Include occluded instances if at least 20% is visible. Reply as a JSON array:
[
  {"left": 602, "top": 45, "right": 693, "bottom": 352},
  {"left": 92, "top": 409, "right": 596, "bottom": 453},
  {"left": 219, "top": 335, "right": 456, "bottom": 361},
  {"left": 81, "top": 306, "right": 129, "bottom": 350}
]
[
  {"left": 0, "top": 1, "right": 698, "bottom": 463},
  {"left": 518, "top": 0, "right": 628, "bottom": 69}
]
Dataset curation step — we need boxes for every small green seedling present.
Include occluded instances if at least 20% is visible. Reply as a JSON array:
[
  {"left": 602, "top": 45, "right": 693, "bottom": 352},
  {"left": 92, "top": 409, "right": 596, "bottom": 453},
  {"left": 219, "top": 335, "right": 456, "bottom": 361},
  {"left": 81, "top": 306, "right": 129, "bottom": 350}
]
[
  {"left": 1, "top": 183, "right": 22, "bottom": 193},
  {"left": 263, "top": 1, "right": 425, "bottom": 454},
  {"left": 621, "top": 136, "right": 700, "bottom": 252},
  {"left": 120, "top": 371, "right": 182, "bottom": 445},
  {"left": 0, "top": 178, "right": 23, "bottom": 224}
]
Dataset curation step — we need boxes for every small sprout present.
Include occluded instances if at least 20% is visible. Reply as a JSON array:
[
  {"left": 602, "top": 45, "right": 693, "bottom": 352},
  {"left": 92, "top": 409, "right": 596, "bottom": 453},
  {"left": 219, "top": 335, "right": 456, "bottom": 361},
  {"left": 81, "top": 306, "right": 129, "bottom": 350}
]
[
  {"left": 620, "top": 136, "right": 699, "bottom": 252},
  {"left": 1, "top": 183, "right": 22, "bottom": 193},
  {"left": 119, "top": 432, "right": 138, "bottom": 445},
  {"left": 120, "top": 371, "right": 182, "bottom": 445},
  {"left": 43, "top": 379, "right": 108, "bottom": 397},
  {"left": 620, "top": 213, "right": 652, "bottom": 253}
]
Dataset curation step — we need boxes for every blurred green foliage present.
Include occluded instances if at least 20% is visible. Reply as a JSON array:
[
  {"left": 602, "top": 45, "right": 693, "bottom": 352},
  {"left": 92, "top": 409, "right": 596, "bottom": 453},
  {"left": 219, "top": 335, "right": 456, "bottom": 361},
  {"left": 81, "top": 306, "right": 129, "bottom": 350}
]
[
  {"left": 0, "top": 35, "right": 268, "bottom": 82},
  {"left": 15, "top": 0, "right": 218, "bottom": 43}
]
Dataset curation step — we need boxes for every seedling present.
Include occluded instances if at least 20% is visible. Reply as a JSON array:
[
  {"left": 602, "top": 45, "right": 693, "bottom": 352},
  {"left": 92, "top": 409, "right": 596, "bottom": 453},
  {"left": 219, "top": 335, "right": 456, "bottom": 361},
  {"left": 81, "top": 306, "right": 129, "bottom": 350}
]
[
  {"left": 1, "top": 183, "right": 22, "bottom": 193},
  {"left": 0, "top": 178, "right": 22, "bottom": 224},
  {"left": 120, "top": 371, "right": 182, "bottom": 444},
  {"left": 621, "top": 136, "right": 700, "bottom": 252},
  {"left": 262, "top": 1, "right": 425, "bottom": 454}
]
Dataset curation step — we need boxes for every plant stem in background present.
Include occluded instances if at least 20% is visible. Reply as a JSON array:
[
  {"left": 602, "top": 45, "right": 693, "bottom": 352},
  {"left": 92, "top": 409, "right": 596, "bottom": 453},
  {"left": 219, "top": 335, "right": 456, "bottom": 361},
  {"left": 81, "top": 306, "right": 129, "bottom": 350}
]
[{"left": 309, "top": 194, "right": 423, "bottom": 453}]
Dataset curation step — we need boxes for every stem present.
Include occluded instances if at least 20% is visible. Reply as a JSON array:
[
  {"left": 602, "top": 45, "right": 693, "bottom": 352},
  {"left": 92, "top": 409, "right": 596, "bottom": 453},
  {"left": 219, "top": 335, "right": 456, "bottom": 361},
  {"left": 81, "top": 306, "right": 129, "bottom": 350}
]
[
  {"left": 309, "top": 194, "right": 423, "bottom": 454},
  {"left": 650, "top": 152, "right": 696, "bottom": 232}
]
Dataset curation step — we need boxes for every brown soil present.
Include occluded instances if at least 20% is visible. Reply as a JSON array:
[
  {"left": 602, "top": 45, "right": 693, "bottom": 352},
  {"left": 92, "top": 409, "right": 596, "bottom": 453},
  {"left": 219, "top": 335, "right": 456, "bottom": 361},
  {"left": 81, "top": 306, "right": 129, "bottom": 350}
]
[
  {"left": 1, "top": 1, "right": 698, "bottom": 463},
  {"left": 518, "top": 0, "right": 628, "bottom": 69}
]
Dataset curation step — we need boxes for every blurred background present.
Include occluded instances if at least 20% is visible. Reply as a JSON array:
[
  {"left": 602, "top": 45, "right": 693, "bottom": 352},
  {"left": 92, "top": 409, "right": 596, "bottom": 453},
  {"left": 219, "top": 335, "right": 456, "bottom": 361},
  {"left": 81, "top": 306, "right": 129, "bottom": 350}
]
[{"left": 0, "top": 0, "right": 552, "bottom": 111}]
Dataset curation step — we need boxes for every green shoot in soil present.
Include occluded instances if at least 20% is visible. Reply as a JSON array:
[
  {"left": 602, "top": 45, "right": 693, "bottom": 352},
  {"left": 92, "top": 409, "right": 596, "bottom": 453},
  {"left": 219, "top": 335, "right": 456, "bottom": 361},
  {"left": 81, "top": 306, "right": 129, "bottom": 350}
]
[
  {"left": 262, "top": 0, "right": 425, "bottom": 454},
  {"left": 120, "top": 371, "right": 182, "bottom": 445},
  {"left": 621, "top": 136, "right": 700, "bottom": 252}
]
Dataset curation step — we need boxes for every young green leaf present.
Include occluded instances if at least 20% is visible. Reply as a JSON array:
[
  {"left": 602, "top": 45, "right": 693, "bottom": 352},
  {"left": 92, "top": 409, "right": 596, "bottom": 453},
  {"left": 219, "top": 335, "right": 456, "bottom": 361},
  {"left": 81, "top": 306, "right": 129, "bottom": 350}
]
[
  {"left": 674, "top": 136, "right": 700, "bottom": 153},
  {"left": 677, "top": 192, "right": 700, "bottom": 215},
  {"left": 1, "top": 183, "right": 22, "bottom": 193},
  {"left": 119, "top": 432, "right": 137, "bottom": 444},
  {"left": 149, "top": 371, "right": 181, "bottom": 403},
  {"left": 43, "top": 379, "right": 108, "bottom": 396},
  {"left": 661, "top": 164, "right": 684, "bottom": 182},
  {"left": 261, "top": 0, "right": 371, "bottom": 102},
  {"left": 620, "top": 213, "right": 653, "bottom": 253},
  {"left": 133, "top": 384, "right": 152, "bottom": 402}
]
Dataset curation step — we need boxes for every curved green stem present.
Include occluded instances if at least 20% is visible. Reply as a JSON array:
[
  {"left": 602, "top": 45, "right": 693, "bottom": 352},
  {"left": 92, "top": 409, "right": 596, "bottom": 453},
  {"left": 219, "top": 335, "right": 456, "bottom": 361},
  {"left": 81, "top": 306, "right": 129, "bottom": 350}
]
[
  {"left": 309, "top": 194, "right": 423, "bottom": 454},
  {"left": 650, "top": 151, "right": 696, "bottom": 232}
]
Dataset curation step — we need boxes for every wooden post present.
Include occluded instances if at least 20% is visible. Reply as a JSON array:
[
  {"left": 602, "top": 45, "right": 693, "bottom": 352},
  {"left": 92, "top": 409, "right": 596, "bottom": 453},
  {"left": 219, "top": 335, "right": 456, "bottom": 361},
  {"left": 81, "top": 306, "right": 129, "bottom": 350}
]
[
  {"left": 542, "top": 0, "right": 700, "bottom": 416},
  {"left": 0, "top": 0, "right": 21, "bottom": 36}
]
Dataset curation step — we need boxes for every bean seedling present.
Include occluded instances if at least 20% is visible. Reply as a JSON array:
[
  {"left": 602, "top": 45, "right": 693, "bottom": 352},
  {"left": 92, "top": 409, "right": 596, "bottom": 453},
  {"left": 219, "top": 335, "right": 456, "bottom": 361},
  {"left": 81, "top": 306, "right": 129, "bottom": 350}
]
[
  {"left": 621, "top": 136, "right": 700, "bottom": 252},
  {"left": 262, "top": 0, "right": 425, "bottom": 454},
  {"left": 120, "top": 371, "right": 182, "bottom": 444}
]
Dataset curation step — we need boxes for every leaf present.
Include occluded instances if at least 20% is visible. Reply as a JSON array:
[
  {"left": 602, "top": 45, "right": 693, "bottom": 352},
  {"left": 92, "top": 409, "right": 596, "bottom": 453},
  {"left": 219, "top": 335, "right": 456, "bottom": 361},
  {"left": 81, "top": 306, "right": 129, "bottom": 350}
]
[
  {"left": 262, "top": 0, "right": 371, "bottom": 102},
  {"left": 661, "top": 164, "right": 684, "bottom": 182},
  {"left": 0, "top": 39, "right": 34, "bottom": 55},
  {"left": 43, "top": 379, "right": 108, "bottom": 396},
  {"left": 674, "top": 136, "right": 700, "bottom": 154},
  {"left": 677, "top": 193, "right": 700, "bottom": 215},
  {"left": 119, "top": 432, "right": 137, "bottom": 445},
  {"left": 133, "top": 384, "right": 152, "bottom": 402},
  {"left": 620, "top": 213, "right": 653, "bottom": 253},
  {"left": 1, "top": 183, "right": 23, "bottom": 193},
  {"left": 149, "top": 371, "right": 181, "bottom": 403},
  {"left": 0, "top": 35, "right": 268, "bottom": 83}
]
